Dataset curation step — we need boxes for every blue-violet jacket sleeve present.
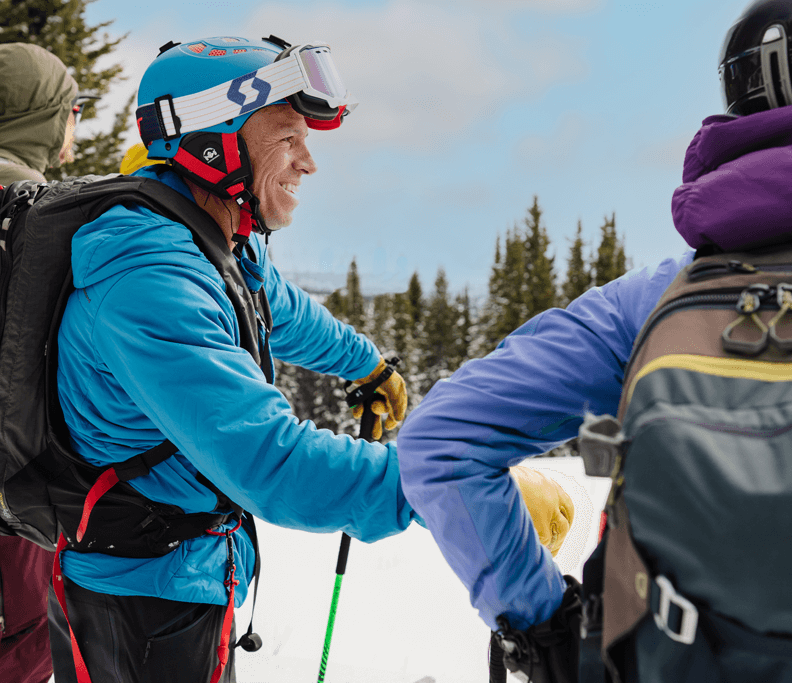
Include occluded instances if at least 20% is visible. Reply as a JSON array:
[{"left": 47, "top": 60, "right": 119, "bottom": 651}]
[{"left": 396, "top": 253, "right": 693, "bottom": 631}]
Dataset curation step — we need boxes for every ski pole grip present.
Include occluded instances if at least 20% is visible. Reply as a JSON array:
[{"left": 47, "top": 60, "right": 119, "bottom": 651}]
[
  {"left": 336, "top": 533, "right": 351, "bottom": 575},
  {"left": 359, "top": 399, "right": 377, "bottom": 442}
]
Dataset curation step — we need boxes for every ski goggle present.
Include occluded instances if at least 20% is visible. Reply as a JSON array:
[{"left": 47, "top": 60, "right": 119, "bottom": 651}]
[
  {"left": 71, "top": 94, "right": 100, "bottom": 126},
  {"left": 136, "top": 41, "right": 357, "bottom": 148}
]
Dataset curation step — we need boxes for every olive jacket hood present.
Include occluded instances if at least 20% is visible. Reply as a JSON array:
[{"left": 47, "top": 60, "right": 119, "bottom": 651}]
[{"left": 0, "top": 42, "right": 78, "bottom": 183}]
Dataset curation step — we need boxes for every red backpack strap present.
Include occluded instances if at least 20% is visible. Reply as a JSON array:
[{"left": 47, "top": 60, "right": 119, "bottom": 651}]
[{"left": 52, "top": 533, "right": 92, "bottom": 683}]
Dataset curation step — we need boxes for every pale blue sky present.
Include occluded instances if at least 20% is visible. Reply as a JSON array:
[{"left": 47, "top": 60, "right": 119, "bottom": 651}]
[{"left": 85, "top": 0, "right": 750, "bottom": 297}]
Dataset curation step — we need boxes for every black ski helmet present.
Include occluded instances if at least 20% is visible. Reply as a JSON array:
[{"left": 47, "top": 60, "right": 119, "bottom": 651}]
[{"left": 720, "top": 0, "right": 792, "bottom": 115}]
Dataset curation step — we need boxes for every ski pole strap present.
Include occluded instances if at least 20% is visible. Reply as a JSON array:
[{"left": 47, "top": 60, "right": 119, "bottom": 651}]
[
  {"left": 343, "top": 356, "right": 400, "bottom": 408},
  {"left": 53, "top": 533, "right": 93, "bottom": 683}
]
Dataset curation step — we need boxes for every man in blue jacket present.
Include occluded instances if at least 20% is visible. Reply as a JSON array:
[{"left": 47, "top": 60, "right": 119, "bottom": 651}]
[{"left": 48, "top": 36, "right": 417, "bottom": 683}]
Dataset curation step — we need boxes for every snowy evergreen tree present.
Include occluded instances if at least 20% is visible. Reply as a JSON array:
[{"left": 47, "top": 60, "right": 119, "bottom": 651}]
[
  {"left": 522, "top": 196, "right": 557, "bottom": 317},
  {"left": 449, "top": 288, "right": 472, "bottom": 372},
  {"left": 562, "top": 220, "right": 591, "bottom": 306},
  {"left": 593, "top": 213, "right": 628, "bottom": 286},
  {"left": 406, "top": 271, "right": 424, "bottom": 337},
  {"left": 0, "top": 0, "right": 134, "bottom": 178},
  {"left": 345, "top": 258, "right": 365, "bottom": 330},
  {"left": 420, "top": 268, "right": 456, "bottom": 393}
]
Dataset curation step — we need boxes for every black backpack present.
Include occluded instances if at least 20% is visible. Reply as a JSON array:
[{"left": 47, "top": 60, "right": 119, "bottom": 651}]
[
  {"left": 0, "top": 173, "right": 272, "bottom": 557},
  {"left": 578, "top": 245, "right": 792, "bottom": 683}
]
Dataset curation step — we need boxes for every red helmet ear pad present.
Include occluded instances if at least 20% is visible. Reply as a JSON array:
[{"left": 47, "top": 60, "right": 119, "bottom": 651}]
[
  {"left": 171, "top": 131, "right": 253, "bottom": 200},
  {"left": 305, "top": 105, "right": 346, "bottom": 131}
]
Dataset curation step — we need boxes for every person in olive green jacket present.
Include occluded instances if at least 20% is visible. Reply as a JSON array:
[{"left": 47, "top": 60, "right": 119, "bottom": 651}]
[
  {"left": 0, "top": 42, "right": 79, "bottom": 184},
  {"left": 0, "top": 41, "right": 78, "bottom": 683}
]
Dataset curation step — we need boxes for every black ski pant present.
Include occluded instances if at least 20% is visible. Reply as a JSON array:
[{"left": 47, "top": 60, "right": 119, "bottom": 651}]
[{"left": 48, "top": 576, "right": 236, "bottom": 683}]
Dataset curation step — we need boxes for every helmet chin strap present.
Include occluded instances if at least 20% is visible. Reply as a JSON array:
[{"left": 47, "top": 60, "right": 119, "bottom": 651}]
[
  {"left": 232, "top": 189, "right": 271, "bottom": 256},
  {"left": 170, "top": 131, "right": 272, "bottom": 256}
]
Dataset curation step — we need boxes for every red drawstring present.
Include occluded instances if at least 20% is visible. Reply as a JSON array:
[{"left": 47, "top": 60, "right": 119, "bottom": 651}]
[{"left": 53, "top": 533, "right": 93, "bottom": 683}]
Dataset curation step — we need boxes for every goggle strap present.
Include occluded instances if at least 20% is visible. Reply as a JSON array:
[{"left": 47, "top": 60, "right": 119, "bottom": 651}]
[{"left": 137, "top": 56, "right": 305, "bottom": 144}]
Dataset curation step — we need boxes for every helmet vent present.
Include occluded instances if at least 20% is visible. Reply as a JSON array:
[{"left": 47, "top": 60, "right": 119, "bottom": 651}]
[
  {"left": 188, "top": 43, "right": 206, "bottom": 54},
  {"left": 233, "top": 49, "right": 248, "bottom": 54},
  {"left": 207, "top": 49, "right": 227, "bottom": 57}
]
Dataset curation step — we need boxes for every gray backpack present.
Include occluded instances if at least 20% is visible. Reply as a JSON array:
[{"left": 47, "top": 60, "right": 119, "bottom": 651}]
[{"left": 579, "top": 245, "right": 792, "bottom": 682}]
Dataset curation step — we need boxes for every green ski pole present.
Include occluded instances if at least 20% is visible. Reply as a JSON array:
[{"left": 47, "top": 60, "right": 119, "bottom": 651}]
[{"left": 316, "top": 398, "right": 378, "bottom": 683}]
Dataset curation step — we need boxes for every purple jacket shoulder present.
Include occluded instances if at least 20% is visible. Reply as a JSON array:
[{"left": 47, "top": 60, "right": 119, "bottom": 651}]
[{"left": 673, "top": 107, "right": 792, "bottom": 251}]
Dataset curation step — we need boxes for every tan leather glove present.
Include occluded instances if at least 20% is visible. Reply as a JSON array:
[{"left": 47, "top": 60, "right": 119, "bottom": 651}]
[
  {"left": 510, "top": 466, "right": 575, "bottom": 557},
  {"left": 351, "top": 357, "right": 408, "bottom": 440}
]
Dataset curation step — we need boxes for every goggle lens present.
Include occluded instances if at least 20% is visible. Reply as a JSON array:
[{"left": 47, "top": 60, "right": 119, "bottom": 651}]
[{"left": 300, "top": 46, "right": 347, "bottom": 99}]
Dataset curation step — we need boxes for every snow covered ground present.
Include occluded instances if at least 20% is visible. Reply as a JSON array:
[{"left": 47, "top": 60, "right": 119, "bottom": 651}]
[
  {"left": 232, "top": 456, "right": 611, "bottom": 683},
  {"left": 46, "top": 456, "right": 610, "bottom": 683}
]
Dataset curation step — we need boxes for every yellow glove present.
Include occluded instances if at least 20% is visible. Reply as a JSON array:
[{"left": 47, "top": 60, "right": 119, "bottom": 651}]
[
  {"left": 510, "top": 466, "right": 575, "bottom": 557},
  {"left": 119, "top": 142, "right": 164, "bottom": 175},
  {"left": 350, "top": 357, "right": 408, "bottom": 440}
]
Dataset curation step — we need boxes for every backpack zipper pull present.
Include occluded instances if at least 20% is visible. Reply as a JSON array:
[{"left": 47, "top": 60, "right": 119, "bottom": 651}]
[
  {"left": 721, "top": 284, "right": 771, "bottom": 355},
  {"left": 768, "top": 283, "right": 792, "bottom": 352}
]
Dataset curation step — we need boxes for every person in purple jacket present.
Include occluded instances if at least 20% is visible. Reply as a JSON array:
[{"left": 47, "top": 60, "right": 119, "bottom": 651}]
[{"left": 397, "top": 0, "right": 792, "bottom": 679}]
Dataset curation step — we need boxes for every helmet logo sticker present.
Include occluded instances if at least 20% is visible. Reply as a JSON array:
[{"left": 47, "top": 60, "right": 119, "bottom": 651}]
[
  {"left": 203, "top": 147, "right": 220, "bottom": 163},
  {"left": 227, "top": 70, "right": 272, "bottom": 116}
]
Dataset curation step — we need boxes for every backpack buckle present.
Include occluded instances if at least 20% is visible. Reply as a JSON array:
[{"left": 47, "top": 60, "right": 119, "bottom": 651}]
[
  {"left": 578, "top": 413, "right": 624, "bottom": 478},
  {"left": 652, "top": 575, "right": 698, "bottom": 645}
]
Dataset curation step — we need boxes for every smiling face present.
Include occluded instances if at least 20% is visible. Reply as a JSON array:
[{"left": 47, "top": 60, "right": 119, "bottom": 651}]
[{"left": 239, "top": 104, "right": 317, "bottom": 230}]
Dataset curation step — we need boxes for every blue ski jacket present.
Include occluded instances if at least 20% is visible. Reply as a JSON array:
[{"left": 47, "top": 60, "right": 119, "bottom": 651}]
[
  {"left": 57, "top": 167, "right": 419, "bottom": 606},
  {"left": 397, "top": 252, "right": 694, "bottom": 632}
]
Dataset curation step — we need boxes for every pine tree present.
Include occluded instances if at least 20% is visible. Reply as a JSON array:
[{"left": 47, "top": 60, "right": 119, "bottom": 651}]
[
  {"left": 420, "top": 268, "right": 456, "bottom": 392},
  {"left": 449, "top": 288, "right": 472, "bottom": 372},
  {"left": 482, "top": 228, "right": 526, "bottom": 352},
  {"left": 345, "top": 258, "right": 365, "bottom": 330},
  {"left": 523, "top": 196, "right": 557, "bottom": 317},
  {"left": 0, "top": 0, "right": 133, "bottom": 178},
  {"left": 562, "top": 220, "right": 591, "bottom": 305},
  {"left": 593, "top": 213, "right": 628, "bottom": 286},
  {"left": 370, "top": 293, "right": 394, "bottom": 353},
  {"left": 406, "top": 271, "right": 423, "bottom": 334}
]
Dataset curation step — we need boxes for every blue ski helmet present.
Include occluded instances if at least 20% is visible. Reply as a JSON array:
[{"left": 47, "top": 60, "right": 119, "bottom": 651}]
[
  {"left": 137, "top": 36, "right": 353, "bottom": 159},
  {"left": 137, "top": 37, "right": 285, "bottom": 159}
]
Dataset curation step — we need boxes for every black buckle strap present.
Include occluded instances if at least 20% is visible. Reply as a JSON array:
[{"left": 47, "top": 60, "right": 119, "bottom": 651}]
[{"left": 112, "top": 440, "right": 179, "bottom": 482}]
